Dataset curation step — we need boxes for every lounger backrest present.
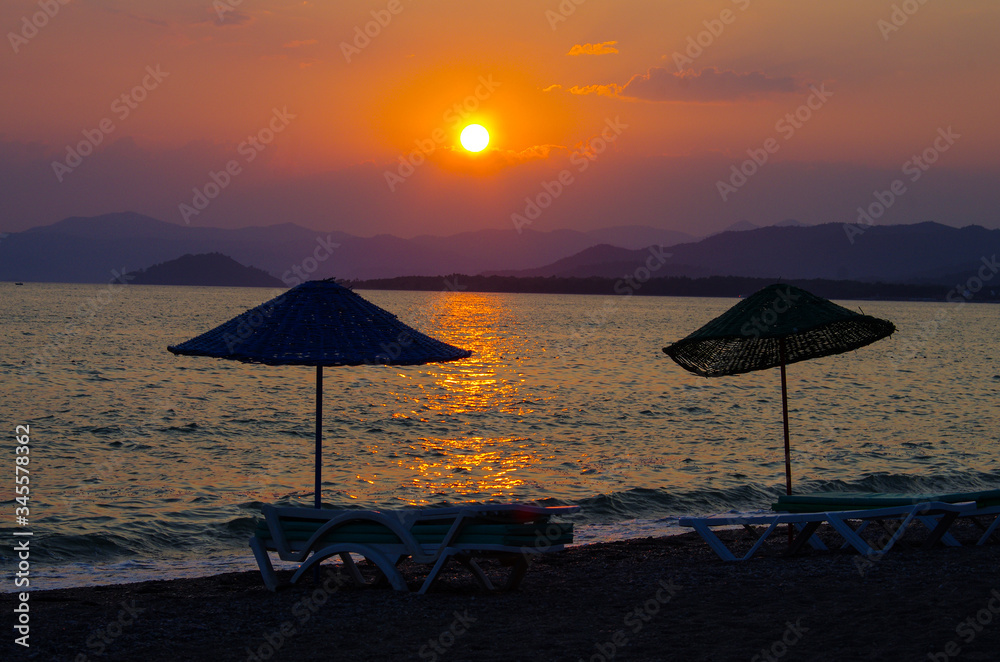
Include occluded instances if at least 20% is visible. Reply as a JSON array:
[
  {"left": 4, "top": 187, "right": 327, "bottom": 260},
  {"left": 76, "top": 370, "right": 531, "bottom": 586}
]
[{"left": 254, "top": 515, "right": 574, "bottom": 550}]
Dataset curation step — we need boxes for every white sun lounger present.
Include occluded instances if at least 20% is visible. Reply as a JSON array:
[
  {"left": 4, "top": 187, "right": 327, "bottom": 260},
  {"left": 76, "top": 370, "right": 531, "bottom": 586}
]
[
  {"left": 250, "top": 503, "right": 578, "bottom": 593},
  {"left": 679, "top": 501, "right": 974, "bottom": 562}
]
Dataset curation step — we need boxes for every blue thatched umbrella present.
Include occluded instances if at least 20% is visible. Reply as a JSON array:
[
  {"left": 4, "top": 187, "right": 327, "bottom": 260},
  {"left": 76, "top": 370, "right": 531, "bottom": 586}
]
[{"left": 168, "top": 279, "right": 471, "bottom": 507}]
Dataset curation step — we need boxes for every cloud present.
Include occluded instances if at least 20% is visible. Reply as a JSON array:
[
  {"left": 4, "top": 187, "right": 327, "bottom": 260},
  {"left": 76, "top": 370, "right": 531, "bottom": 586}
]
[
  {"left": 103, "top": 8, "right": 170, "bottom": 28},
  {"left": 283, "top": 39, "right": 318, "bottom": 49},
  {"left": 211, "top": 8, "right": 253, "bottom": 27},
  {"left": 568, "top": 67, "right": 801, "bottom": 102},
  {"left": 567, "top": 41, "right": 619, "bottom": 56}
]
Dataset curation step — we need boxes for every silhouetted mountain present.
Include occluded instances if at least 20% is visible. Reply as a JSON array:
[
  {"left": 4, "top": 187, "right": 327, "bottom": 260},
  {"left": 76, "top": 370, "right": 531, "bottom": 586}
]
[
  {"left": 496, "top": 222, "right": 1000, "bottom": 285},
  {"left": 722, "top": 220, "right": 759, "bottom": 232},
  {"left": 579, "top": 225, "right": 694, "bottom": 249},
  {"left": 131, "top": 253, "right": 282, "bottom": 287},
  {"left": 485, "top": 244, "right": 714, "bottom": 279},
  {"left": 0, "top": 212, "right": 695, "bottom": 283}
]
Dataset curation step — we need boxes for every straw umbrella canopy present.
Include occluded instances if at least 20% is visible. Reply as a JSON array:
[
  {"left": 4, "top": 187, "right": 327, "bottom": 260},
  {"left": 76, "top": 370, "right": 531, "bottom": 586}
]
[
  {"left": 168, "top": 279, "right": 471, "bottom": 507},
  {"left": 662, "top": 283, "right": 895, "bottom": 495}
]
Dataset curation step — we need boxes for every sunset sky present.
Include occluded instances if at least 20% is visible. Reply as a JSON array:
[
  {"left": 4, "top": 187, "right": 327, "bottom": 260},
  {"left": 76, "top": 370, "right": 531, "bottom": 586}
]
[{"left": 2, "top": 0, "right": 998, "bottom": 236}]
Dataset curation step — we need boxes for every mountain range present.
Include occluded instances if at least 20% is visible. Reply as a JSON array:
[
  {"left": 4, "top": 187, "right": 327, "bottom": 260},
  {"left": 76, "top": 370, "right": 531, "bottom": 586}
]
[
  {"left": 489, "top": 222, "right": 1000, "bottom": 285},
  {"left": 1, "top": 212, "right": 997, "bottom": 287},
  {"left": 0, "top": 212, "right": 692, "bottom": 284}
]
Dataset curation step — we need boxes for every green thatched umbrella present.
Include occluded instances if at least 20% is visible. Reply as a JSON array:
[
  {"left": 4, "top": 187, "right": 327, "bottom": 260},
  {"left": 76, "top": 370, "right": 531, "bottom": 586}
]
[{"left": 663, "top": 284, "right": 895, "bottom": 494}]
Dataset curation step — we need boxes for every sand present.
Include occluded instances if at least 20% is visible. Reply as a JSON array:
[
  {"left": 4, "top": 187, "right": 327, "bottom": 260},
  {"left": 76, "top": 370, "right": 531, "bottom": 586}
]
[{"left": 9, "top": 525, "right": 1000, "bottom": 662}]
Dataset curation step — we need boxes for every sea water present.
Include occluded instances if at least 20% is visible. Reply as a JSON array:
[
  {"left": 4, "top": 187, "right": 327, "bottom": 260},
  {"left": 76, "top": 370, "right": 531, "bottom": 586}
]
[{"left": 1, "top": 283, "right": 997, "bottom": 589}]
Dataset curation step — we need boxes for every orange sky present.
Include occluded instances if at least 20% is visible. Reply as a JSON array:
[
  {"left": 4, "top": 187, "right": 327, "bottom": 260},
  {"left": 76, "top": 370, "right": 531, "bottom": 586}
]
[{"left": 2, "top": 0, "right": 998, "bottom": 235}]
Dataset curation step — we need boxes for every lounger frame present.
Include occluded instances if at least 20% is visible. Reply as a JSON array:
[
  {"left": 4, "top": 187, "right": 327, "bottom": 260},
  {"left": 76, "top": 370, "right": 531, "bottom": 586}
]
[
  {"left": 251, "top": 503, "right": 578, "bottom": 593},
  {"left": 680, "top": 501, "right": 1000, "bottom": 562}
]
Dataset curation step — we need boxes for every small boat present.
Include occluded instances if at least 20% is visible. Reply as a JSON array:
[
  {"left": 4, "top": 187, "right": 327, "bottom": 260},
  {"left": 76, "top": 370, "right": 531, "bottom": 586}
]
[{"left": 15, "top": 282, "right": 24, "bottom": 286}]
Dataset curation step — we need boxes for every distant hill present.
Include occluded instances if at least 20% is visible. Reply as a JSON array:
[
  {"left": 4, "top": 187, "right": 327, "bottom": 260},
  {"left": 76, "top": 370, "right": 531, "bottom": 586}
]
[
  {"left": 721, "top": 220, "right": 760, "bottom": 233},
  {"left": 485, "top": 244, "right": 715, "bottom": 279},
  {"left": 131, "top": 253, "right": 283, "bottom": 287},
  {"left": 0, "top": 211, "right": 697, "bottom": 283},
  {"left": 3, "top": 212, "right": 997, "bottom": 287},
  {"left": 494, "top": 222, "right": 1000, "bottom": 285}
]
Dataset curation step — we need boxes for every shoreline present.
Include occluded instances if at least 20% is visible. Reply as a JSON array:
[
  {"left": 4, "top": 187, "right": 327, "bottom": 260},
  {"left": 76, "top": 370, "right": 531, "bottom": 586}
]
[
  {"left": 12, "top": 527, "right": 1000, "bottom": 661},
  {"left": 3, "top": 519, "right": 689, "bottom": 594},
  {"left": 8, "top": 278, "right": 1000, "bottom": 304}
]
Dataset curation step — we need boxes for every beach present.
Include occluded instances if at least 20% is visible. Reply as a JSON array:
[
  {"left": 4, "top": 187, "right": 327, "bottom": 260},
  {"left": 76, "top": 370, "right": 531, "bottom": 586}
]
[{"left": 13, "top": 526, "right": 1000, "bottom": 662}]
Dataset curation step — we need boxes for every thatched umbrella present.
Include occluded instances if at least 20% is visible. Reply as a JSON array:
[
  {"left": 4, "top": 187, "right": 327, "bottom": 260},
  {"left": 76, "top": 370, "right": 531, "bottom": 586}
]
[
  {"left": 168, "top": 279, "right": 471, "bottom": 507},
  {"left": 662, "top": 284, "right": 894, "bottom": 495}
]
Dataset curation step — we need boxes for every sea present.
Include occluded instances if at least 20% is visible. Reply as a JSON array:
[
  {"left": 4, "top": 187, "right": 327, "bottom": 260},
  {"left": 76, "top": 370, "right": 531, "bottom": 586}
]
[{"left": 1, "top": 282, "right": 998, "bottom": 591}]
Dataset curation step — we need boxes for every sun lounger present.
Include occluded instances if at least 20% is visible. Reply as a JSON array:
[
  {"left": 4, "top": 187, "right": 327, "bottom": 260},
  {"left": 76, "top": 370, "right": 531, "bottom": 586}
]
[
  {"left": 774, "top": 490, "right": 1000, "bottom": 547},
  {"left": 250, "top": 503, "right": 578, "bottom": 593},
  {"left": 682, "top": 488, "right": 1000, "bottom": 561},
  {"left": 772, "top": 488, "right": 1000, "bottom": 513},
  {"left": 679, "top": 501, "right": 973, "bottom": 561}
]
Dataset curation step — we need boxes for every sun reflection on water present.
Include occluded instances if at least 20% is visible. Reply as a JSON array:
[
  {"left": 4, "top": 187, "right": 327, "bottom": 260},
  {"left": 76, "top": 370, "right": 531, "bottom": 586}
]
[
  {"left": 399, "top": 436, "right": 541, "bottom": 503},
  {"left": 367, "top": 291, "right": 550, "bottom": 501}
]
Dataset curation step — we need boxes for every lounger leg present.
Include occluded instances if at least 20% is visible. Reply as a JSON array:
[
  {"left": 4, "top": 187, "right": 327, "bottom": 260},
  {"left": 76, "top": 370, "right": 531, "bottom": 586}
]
[
  {"left": 339, "top": 553, "right": 367, "bottom": 586},
  {"left": 691, "top": 521, "right": 780, "bottom": 561},
  {"left": 455, "top": 555, "right": 496, "bottom": 591},
  {"left": 788, "top": 522, "right": 822, "bottom": 555},
  {"left": 977, "top": 515, "right": 1000, "bottom": 546},
  {"left": 504, "top": 556, "right": 530, "bottom": 591},
  {"left": 879, "top": 510, "right": 919, "bottom": 554},
  {"left": 250, "top": 537, "right": 280, "bottom": 592},
  {"left": 292, "top": 547, "right": 409, "bottom": 591},
  {"left": 825, "top": 515, "right": 879, "bottom": 557},
  {"left": 689, "top": 522, "right": 738, "bottom": 561},
  {"left": 418, "top": 552, "right": 453, "bottom": 595},
  {"left": 920, "top": 512, "right": 960, "bottom": 548}
]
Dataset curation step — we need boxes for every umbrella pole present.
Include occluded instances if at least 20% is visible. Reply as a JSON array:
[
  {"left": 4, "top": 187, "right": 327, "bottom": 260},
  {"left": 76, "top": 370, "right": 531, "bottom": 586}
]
[
  {"left": 779, "top": 346, "right": 792, "bottom": 496},
  {"left": 779, "top": 340, "right": 793, "bottom": 549},
  {"left": 315, "top": 365, "right": 323, "bottom": 510}
]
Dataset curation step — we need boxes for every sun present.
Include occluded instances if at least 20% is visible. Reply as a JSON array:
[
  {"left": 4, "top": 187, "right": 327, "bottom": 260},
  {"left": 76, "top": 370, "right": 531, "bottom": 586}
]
[{"left": 460, "top": 124, "right": 489, "bottom": 152}]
